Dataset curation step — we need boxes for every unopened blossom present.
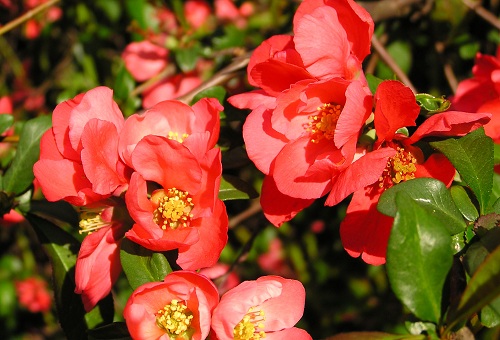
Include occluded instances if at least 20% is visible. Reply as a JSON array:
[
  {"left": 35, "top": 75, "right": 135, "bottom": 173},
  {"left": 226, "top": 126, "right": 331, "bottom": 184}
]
[
  {"left": 15, "top": 277, "right": 52, "bottom": 313},
  {"left": 124, "top": 271, "right": 219, "bottom": 340},
  {"left": 211, "top": 275, "right": 312, "bottom": 340}
]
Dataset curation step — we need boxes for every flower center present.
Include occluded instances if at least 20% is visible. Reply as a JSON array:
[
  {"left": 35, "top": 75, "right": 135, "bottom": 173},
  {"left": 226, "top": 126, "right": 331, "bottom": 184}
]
[
  {"left": 233, "top": 307, "right": 266, "bottom": 340},
  {"left": 151, "top": 188, "right": 194, "bottom": 230},
  {"left": 379, "top": 146, "right": 417, "bottom": 190},
  {"left": 156, "top": 299, "right": 194, "bottom": 337},
  {"left": 167, "top": 131, "right": 189, "bottom": 143},
  {"left": 307, "top": 103, "right": 342, "bottom": 143},
  {"left": 79, "top": 209, "right": 110, "bottom": 234}
]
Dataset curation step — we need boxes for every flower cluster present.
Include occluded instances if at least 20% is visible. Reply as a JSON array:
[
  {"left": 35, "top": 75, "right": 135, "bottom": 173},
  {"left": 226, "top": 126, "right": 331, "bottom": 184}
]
[
  {"left": 230, "top": 0, "right": 491, "bottom": 264},
  {"left": 124, "top": 271, "right": 311, "bottom": 340},
  {"left": 33, "top": 86, "right": 228, "bottom": 311}
]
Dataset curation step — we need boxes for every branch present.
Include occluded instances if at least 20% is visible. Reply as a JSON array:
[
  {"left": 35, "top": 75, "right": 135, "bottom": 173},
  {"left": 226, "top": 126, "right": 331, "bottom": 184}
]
[
  {"left": 0, "top": 0, "right": 61, "bottom": 36},
  {"left": 371, "top": 34, "right": 417, "bottom": 93},
  {"left": 358, "top": 0, "right": 428, "bottom": 22},
  {"left": 176, "top": 52, "right": 251, "bottom": 104},
  {"left": 462, "top": 0, "right": 500, "bottom": 30}
]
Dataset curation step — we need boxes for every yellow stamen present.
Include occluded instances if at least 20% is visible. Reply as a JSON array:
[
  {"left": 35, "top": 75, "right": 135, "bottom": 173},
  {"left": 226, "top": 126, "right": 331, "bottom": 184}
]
[
  {"left": 307, "top": 103, "right": 342, "bottom": 143},
  {"left": 379, "top": 147, "right": 417, "bottom": 190},
  {"left": 79, "top": 209, "right": 110, "bottom": 234},
  {"left": 233, "top": 307, "right": 266, "bottom": 340},
  {"left": 156, "top": 299, "right": 194, "bottom": 336},
  {"left": 152, "top": 188, "right": 194, "bottom": 230},
  {"left": 168, "top": 131, "right": 190, "bottom": 143}
]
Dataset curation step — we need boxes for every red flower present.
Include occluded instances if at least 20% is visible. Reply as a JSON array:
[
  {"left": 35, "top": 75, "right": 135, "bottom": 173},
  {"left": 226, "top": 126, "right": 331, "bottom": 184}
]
[
  {"left": 34, "top": 86, "right": 130, "bottom": 206},
  {"left": 74, "top": 201, "right": 131, "bottom": 312},
  {"left": 211, "top": 276, "right": 312, "bottom": 340},
  {"left": 124, "top": 136, "right": 228, "bottom": 270},
  {"left": 452, "top": 51, "right": 500, "bottom": 143},
  {"left": 337, "top": 81, "right": 491, "bottom": 265},
  {"left": 142, "top": 74, "right": 202, "bottom": 109},
  {"left": 121, "top": 98, "right": 227, "bottom": 270},
  {"left": 124, "top": 271, "right": 219, "bottom": 340},
  {"left": 15, "top": 277, "right": 52, "bottom": 313},
  {"left": 228, "top": 0, "right": 374, "bottom": 226},
  {"left": 122, "top": 41, "right": 169, "bottom": 82}
]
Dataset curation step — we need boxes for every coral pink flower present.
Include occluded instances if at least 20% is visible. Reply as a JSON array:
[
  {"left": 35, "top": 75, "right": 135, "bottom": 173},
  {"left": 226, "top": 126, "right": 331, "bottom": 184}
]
[
  {"left": 211, "top": 275, "right": 312, "bottom": 340},
  {"left": 122, "top": 41, "right": 169, "bottom": 82},
  {"left": 34, "top": 86, "right": 130, "bottom": 206},
  {"left": 75, "top": 201, "right": 131, "bottom": 311},
  {"left": 121, "top": 98, "right": 227, "bottom": 269},
  {"left": 228, "top": 0, "right": 374, "bottom": 226},
  {"left": 184, "top": 0, "right": 211, "bottom": 30},
  {"left": 337, "top": 80, "right": 491, "bottom": 265},
  {"left": 257, "top": 238, "right": 296, "bottom": 278},
  {"left": 124, "top": 271, "right": 219, "bottom": 340},
  {"left": 199, "top": 263, "right": 240, "bottom": 295},
  {"left": 215, "top": 0, "right": 254, "bottom": 28},
  {"left": 452, "top": 51, "right": 500, "bottom": 143},
  {"left": 15, "top": 277, "right": 52, "bottom": 313},
  {"left": 142, "top": 73, "right": 202, "bottom": 109},
  {"left": 124, "top": 136, "right": 228, "bottom": 270}
]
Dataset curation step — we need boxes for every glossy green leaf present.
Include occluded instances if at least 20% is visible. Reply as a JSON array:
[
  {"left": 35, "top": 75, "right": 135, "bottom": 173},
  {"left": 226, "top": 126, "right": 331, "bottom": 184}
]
[
  {"left": 386, "top": 192, "right": 453, "bottom": 324},
  {"left": 0, "top": 114, "right": 13, "bottom": 135},
  {"left": 450, "top": 185, "right": 478, "bottom": 222},
  {"left": 430, "top": 128, "right": 493, "bottom": 214},
  {"left": 3, "top": 115, "right": 51, "bottom": 195},
  {"left": 218, "top": 174, "right": 258, "bottom": 201},
  {"left": 191, "top": 86, "right": 227, "bottom": 106},
  {"left": 378, "top": 178, "right": 466, "bottom": 234},
  {"left": 446, "top": 244, "right": 500, "bottom": 332},
  {"left": 26, "top": 213, "right": 87, "bottom": 340},
  {"left": 376, "top": 40, "right": 412, "bottom": 79},
  {"left": 120, "top": 238, "right": 172, "bottom": 290}
]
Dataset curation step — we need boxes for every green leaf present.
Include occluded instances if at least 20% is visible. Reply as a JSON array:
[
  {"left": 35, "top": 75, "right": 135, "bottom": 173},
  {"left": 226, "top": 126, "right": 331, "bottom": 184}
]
[
  {"left": 366, "top": 73, "right": 384, "bottom": 95},
  {"left": 174, "top": 43, "right": 202, "bottom": 73},
  {"left": 386, "top": 192, "right": 453, "bottom": 324},
  {"left": 376, "top": 40, "right": 412, "bottom": 79},
  {"left": 113, "top": 64, "right": 136, "bottom": 102},
  {"left": 26, "top": 213, "right": 88, "bottom": 340},
  {"left": 0, "top": 114, "right": 13, "bottom": 135},
  {"left": 450, "top": 185, "right": 479, "bottom": 222},
  {"left": 446, "top": 244, "right": 500, "bottom": 332},
  {"left": 378, "top": 178, "right": 466, "bottom": 235},
  {"left": 430, "top": 128, "right": 493, "bottom": 214},
  {"left": 3, "top": 115, "right": 51, "bottom": 194},
  {"left": 27, "top": 213, "right": 114, "bottom": 337},
  {"left": 190, "top": 86, "right": 227, "bottom": 106},
  {"left": 218, "top": 174, "right": 258, "bottom": 201},
  {"left": 120, "top": 238, "right": 172, "bottom": 290}
]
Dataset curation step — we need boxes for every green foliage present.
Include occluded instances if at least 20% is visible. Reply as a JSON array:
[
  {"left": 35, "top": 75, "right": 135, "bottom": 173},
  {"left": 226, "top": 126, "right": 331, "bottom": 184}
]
[
  {"left": 446, "top": 244, "right": 500, "bottom": 333},
  {"left": 27, "top": 213, "right": 114, "bottom": 339},
  {"left": 378, "top": 178, "right": 466, "bottom": 235},
  {"left": 218, "top": 175, "right": 258, "bottom": 201},
  {"left": 3, "top": 115, "right": 51, "bottom": 194},
  {"left": 0, "top": 114, "right": 13, "bottom": 135},
  {"left": 431, "top": 128, "right": 494, "bottom": 214},
  {"left": 386, "top": 192, "right": 453, "bottom": 324},
  {"left": 120, "top": 238, "right": 173, "bottom": 290}
]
